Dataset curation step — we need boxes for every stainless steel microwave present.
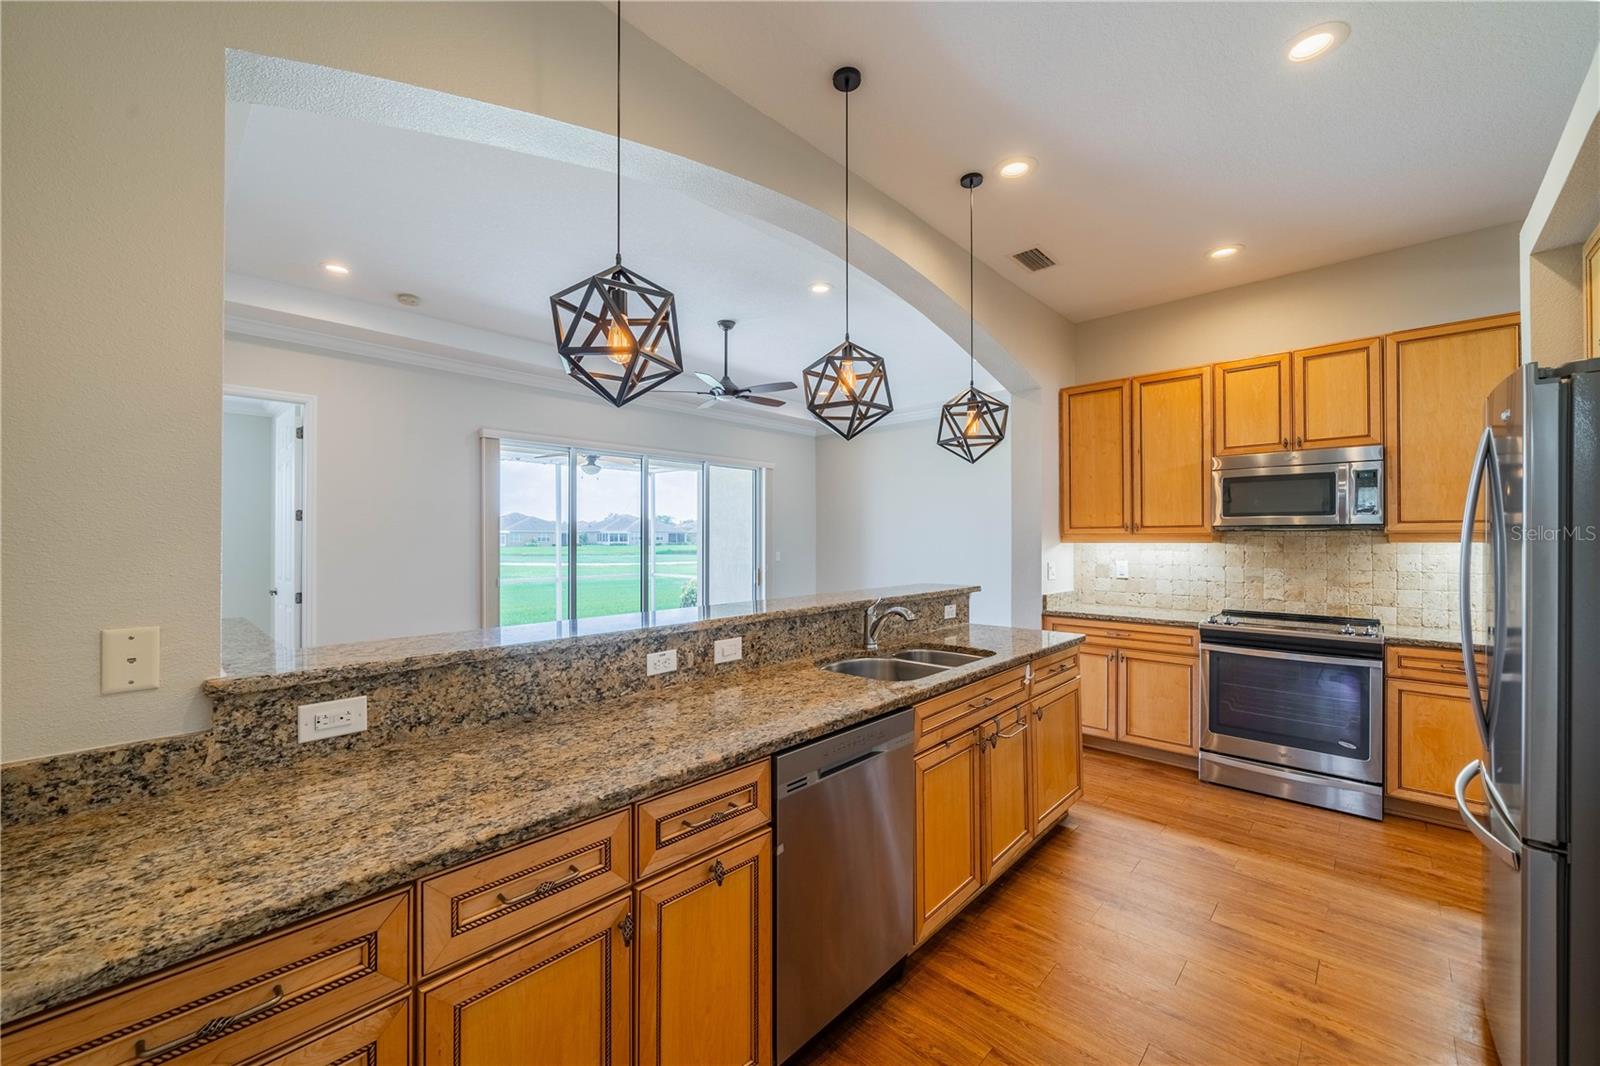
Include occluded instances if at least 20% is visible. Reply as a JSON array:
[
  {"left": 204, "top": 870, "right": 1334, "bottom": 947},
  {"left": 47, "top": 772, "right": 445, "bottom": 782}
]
[{"left": 1211, "top": 445, "right": 1384, "bottom": 528}]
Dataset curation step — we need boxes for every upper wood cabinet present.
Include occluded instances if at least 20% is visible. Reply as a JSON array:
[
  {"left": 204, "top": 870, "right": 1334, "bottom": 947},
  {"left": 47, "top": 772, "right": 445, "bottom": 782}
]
[
  {"left": 1584, "top": 222, "right": 1600, "bottom": 361},
  {"left": 1212, "top": 341, "right": 1381, "bottom": 455},
  {"left": 1291, "top": 337, "right": 1383, "bottom": 450},
  {"left": 1384, "top": 314, "right": 1521, "bottom": 538},
  {"left": 1060, "top": 380, "right": 1132, "bottom": 538},
  {"left": 1131, "top": 366, "right": 1212, "bottom": 539},
  {"left": 1213, "top": 353, "right": 1291, "bottom": 454}
]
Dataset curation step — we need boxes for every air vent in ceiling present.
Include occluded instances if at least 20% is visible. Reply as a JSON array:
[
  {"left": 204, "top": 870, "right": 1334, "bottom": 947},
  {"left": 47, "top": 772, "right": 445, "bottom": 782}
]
[{"left": 1012, "top": 247, "right": 1056, "bottom": 272}]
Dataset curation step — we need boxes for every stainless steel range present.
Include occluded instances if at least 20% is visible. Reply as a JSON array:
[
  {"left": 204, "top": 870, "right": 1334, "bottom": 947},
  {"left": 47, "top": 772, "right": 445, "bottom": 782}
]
[{"left": 1198, "top": 609, "right": 1385, "bottom": 819}]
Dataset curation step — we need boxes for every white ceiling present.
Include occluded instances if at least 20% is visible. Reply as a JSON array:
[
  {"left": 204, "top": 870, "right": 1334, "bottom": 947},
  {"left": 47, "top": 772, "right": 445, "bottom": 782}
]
[
  {"left": 225, "top": 102, "right": 999, "bottom": 426},
  {"left": 626, "top": 1, "right": 1600, "bottom": 321}
]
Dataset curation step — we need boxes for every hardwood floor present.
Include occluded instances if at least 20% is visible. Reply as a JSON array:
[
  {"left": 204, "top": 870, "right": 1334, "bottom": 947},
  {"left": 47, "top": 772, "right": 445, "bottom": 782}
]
[{"left": 797, "top": 750, "right": 1495, "bottom": 1066}]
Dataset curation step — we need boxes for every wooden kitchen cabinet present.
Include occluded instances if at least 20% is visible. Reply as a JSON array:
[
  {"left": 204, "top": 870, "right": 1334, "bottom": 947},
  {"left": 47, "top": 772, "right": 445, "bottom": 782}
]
[
  {"left": 979, "top": 706, "right": 1033, "bottom": 881},
  {"left": 1384, "top": 313, "right": 1521, "bottom": 538},
  {"left": 420, "top": 894, "right": 633, "bottom": 1066},
  {"left": 1384, "top": 645, "right": 1489, "bottom": 813},
  {"left": 1060, "top": 379, "right": 1133, "bottom": 538},
  {"left": 636, "top": 831, "right": 772, "bottom": 1066},
  {"left": 1029, "top": 678, "right": 1084, "bottom": 834},
  {"left": 1290, "top": 337, "right": 1383, "bottom": 450},
  {"left": 913, "top": 730, "right": 983, "bottom": 944},
  {"left": 1213, "top": 353, "right": 1292, "bottom": 454},
  {"left": 1585, "top": 221, "right": 1600, "bottom": 360},
  {"left": 1118, "top": 649, "right": 1200, "bottom": 755},
  {"left": 256, "top": 998, "right": 411, "bottom": 1066},
  {"left": 1073, "top": 643, "right": 1116, "bottom": 739},
  {"left": 1131, "top": 366, "right": 1213, "bottom": 539}
]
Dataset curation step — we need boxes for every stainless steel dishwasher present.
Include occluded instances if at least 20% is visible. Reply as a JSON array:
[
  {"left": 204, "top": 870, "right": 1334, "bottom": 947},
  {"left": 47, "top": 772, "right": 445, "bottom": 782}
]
[{"left": 774, "top": 708, "right": 914, "bottom": 1063}]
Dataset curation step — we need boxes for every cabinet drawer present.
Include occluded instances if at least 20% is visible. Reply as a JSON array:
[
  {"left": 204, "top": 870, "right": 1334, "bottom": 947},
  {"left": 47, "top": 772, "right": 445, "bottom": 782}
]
[
  {"left": 636, "top": 761, "right": 771, "bottom": 880},
  {"left": 1046, "top": 617, "right": 1199, "bottom": 655},
  {"left": 1386, "top": 645, "right": 1488, "bottom": 686},
  {"left": 1029, "top": 650, "right": 1079, "bottom": 697},
  {"left": 3, "top": 892, "right": 410, "bottom": 1066},
  {"left": 248, "top": 997, "right": 410, "bottom": 1066},
  {"left": 419, "top": 809, "right": 631, "bottom": 976},
  {"left": 915, "top": 665, "right": 1029, "bottom": 752}
]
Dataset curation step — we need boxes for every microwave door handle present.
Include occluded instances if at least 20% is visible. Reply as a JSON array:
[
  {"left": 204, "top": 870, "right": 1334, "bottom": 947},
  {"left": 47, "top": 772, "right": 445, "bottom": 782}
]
[
  {"left": 1334, "top": 465, "right": 1350, "bottom": 524},
  {"left": 1459, "top": 427, "right": 1492, "bottom": 752}
]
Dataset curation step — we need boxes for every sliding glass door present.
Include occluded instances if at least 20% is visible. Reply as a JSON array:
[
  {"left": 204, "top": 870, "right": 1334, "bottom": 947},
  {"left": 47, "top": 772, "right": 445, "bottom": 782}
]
[{"left": 496, "top": 442, "right": 570, "bottom": 625}]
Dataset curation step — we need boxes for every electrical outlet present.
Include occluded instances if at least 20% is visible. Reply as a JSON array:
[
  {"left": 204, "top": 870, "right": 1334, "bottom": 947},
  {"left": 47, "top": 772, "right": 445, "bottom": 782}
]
[
  {"left": 100, "top": 626, "right": 160, "bottom": 694},
  {"left": 297, "top": 696, "right": 367, "bottom": 742},
  {"left": 1115, "top": 559, "right": 1130, "bottom": 579},
  {"left": 647, "top": 649, "right": 679, "bottom": 676},
  {"left": 714, "top": 637, "right": 743, "bottom": 664},
  {"left": 943, "top": 603, "right": 957, "bottom": 620}
]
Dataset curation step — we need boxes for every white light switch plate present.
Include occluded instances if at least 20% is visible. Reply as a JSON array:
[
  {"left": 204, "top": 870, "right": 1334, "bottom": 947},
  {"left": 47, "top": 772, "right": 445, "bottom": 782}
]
[
  {"left": 298, "top": 696, "right": 367, "bottom": 742},
  {"left": 1047, "top": 561, "right": 1058, "bottom": 581},
  {"left": 943, "top": 604, "right": 957, "bottom": 620},
  {"left": 1115, "top": 559, "right": 1130, "bottom": 579},
  {"left": 714, "top": 637, "right": 743, "bottom": 664},
  {"left": 101, "top": 626, "right": 160, "bottom": 694},
  {"left": 647, "top": 649, "right": 679, "bottom": 676}
]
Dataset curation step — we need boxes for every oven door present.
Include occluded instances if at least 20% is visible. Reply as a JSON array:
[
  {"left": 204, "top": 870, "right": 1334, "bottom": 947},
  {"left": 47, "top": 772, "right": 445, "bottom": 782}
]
[
  {"left": 1201, "top": 643, "right": 1383, "bottom": 783},
  {"left": 1212, "top": 463, "right": 1348, "bottom": 528}
]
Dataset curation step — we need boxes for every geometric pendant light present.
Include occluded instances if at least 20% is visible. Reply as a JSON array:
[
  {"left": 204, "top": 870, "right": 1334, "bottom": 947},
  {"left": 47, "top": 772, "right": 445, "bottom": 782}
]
[
  {"left": 549, "top": 0, "right": 683, "bottom": 408},
  {"left": 803, "top": 66, "right": 893, "bottom": 440},
  {"left": 937, "top": 171, "right": 1009, "bottom": 463}
]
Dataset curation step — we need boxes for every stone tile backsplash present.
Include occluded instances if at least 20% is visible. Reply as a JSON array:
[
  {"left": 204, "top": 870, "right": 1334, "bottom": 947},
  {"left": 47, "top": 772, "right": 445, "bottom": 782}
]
[{"left": 1070, "top": 532, "right": 1483, "bottom": 629}]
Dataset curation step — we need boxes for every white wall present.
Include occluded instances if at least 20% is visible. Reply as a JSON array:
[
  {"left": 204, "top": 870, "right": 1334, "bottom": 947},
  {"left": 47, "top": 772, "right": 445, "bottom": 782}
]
[
  {"left": 814, "top": 421, "right": 1012, "bottom": 627},
  {"left": 1, "top": 2, "right": 1072, "bottom": 761},
  {"left": 1072, "top": 224, "right": 1521, "bottom": 382},
  {"left": 220, "top": 413, "right": 276, "bottom": 636},
  {"left": 225, "top": 336, "right": 817, "bottom": 646}
]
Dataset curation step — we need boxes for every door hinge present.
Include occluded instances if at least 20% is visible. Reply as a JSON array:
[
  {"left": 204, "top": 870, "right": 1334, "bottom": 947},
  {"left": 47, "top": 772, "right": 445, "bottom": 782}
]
[
  {"left": 294, "top": 593, "right": 303, "bottom": 605},
  {"left": 295, "top": 509, "right": 304, "bottom": 522},
  {"left": 295, "top": 426, "right": 304, "bottom": 440}
]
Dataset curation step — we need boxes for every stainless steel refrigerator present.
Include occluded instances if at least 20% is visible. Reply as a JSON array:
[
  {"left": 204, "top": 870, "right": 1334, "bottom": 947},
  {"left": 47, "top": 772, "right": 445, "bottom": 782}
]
[{"left": 1456, "top": 359, "right": 1598, "bottom": 1066}]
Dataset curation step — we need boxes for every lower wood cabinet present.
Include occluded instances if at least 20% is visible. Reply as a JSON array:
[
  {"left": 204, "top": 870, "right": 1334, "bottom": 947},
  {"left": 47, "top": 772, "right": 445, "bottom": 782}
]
[
  {"left": 1384, "top": 645, "right": 1490, "bottom": 813},
  {"left": 420, "top": 895, "right": 632, "bottom": 1065},
  {"left": 913, "top": 730, "right": 983, "bottom": 944},
  {"left": 255, "top": 998, "right": 411, "bottom": 1066},
  {"left": 1118, "top": 649, "right": 1200, "bottom": 755},
  {"left": 636, "top": 831, "right": 772, "bottom": 1066},
  {"left": 979, "top": 706, "right": 1033, "bottom": 881},
  {"left": 1030, "top": 678, "right": 1084, "bottom": 834},
  {"left": 1075, "top": 644, "right": 1116, "bottom": 739}
]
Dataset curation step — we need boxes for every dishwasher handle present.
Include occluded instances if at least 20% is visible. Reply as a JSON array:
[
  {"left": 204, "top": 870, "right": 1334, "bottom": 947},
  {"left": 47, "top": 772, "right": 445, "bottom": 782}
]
[{"left": 818, "top": 746, "right": 889, "bottom": 779}]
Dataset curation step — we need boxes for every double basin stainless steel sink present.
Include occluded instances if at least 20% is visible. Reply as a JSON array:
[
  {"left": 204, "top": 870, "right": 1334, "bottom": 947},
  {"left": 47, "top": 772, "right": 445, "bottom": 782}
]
[{"left": 821, "top": 646, "right": 994, "bottom": 681}]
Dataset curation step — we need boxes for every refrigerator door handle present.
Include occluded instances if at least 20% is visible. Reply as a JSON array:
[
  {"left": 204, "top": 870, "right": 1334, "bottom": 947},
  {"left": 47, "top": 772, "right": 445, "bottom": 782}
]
[
  {"left": 1455, "top": 760, "right": 1519, "bottom": 870},
  {"left": 1459, "top": 427, "right": 1493, "bottom": 752}
]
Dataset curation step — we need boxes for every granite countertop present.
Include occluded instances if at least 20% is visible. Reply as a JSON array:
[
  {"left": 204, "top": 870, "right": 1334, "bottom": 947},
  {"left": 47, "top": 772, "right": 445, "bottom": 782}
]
[
  {"left": 1, "top": 622, "right": 1081, "bottom": 1024},
  {"left": 213, "top": 583, "right": 979, "bottom": 693}
]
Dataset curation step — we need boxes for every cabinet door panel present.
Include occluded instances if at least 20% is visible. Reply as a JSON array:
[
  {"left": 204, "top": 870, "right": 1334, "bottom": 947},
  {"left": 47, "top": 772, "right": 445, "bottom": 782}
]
[
  {"left": 1030, "top": 679, "right": 1083, "bottom": 834},
  {"left": 1118, "top": 650, "right": 1198, "bottom": 755},
  {"left": 420, "top": 895, "right": 632, "bottom": 1066},
  {"left": 1214, "top": 354, "right": 1290, "bottom": 455},
  {"left": 980, "top": 709, "right": 1032, "bottom": 881},
  {"left": 636, "top": 832, "right": 771, "bottom": 1066},
  {"left": 913, "top": 732, "right": 982, "bottom": 944},
  {"left": 1291, "top": 338, "right": 1382, "bottom": 449},
  {"left": 1076, "top": 646, "right": 1116, "bottom": 738},
  {"left": 1060, "top": 381, "right": 1132, "bottom": 536},
  {"left": 1385, "top": 315, "right": 1520, "bottom": 537},
  {"left": 1131, "top": 368, "right": 1212, "bottom": 537},
  {"left": 1385, "top": 679, "right": 1486, "bottom": 811}
]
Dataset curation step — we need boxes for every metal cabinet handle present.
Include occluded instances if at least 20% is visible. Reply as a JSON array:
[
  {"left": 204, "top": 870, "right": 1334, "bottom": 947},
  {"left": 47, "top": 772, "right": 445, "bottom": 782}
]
[
  {"left": 135, "top": 984, "right": 285, "bottom": 1058},
  {"left": 710, "top": 859, "right": 728, "bottom": 886},
  {"left": 1281, "top": 437, "right": 1288, "bottom": 449},
  {"left": 681, "top": 800, "right": 742, "bottom": 830},
  {"left": 996, "top": 721, "right": 1028, "bottom": 740},
  {"left": 497, "top": 862, "right": 589, "bottom": 906},
  {"left": 618, "top": 912, "right": 635, "bottom": 947}
]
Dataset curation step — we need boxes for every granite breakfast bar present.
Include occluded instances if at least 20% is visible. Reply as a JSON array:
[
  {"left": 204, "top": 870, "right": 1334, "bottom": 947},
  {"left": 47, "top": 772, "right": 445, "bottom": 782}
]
[{"left": 0, "top": 585, "right": 1085, "bottom": 1058}]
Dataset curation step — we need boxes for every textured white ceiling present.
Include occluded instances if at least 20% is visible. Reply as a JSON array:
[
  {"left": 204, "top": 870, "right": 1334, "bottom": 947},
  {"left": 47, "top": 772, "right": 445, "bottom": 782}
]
[
  {"left": 626, "top": 1, "right": 1600, "bottom": 321},
  {"left": 225, "top": 102, "right": 1000, "bottom": 424}
]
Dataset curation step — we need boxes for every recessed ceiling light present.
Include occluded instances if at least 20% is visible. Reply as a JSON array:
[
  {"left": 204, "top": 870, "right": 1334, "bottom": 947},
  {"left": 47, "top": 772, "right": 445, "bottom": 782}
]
[
  {"left": 810, "top": 281, "right": 832, "bottom": 295},
  {"left": 321, "top": 261, "right": 351, "bottom": 276},
  {"left": 997, "top": 156, "right": 1035, "bottom": 179},
  {"left": 1287, "top": 22, "right": 1349, "bottom": 63},
  {"left": 1209, "top": 244, "right": 1244, "bottom": 260}
]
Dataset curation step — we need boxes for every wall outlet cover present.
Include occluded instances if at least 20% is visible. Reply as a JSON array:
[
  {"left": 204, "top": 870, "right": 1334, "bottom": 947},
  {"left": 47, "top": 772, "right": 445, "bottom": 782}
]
[
  {"left": 1115, "top": 559, "right": 1131, "bottom": 579},
  {"left": 100, "top": 626, "right": 160, "bottom": 694},
  {"left": 646, "top": 649, "right": 679, "bottom": 676},
  {"left": 713, "top": 637, "right": 743, "bottom": 664},
  {"left": 297, "top": 695, "right": 367, "bottom": 742},
  {"left": 943, "top": 604, "right": 957, "bottom": 620}
]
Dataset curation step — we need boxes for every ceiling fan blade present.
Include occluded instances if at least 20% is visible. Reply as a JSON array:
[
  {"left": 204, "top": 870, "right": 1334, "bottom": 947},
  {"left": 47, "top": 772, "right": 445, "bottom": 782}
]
[
  {"left": 743, "top": 381, "right": 797, "bottom": 394},
  {"left": 693, "top": 371, "right": 723, "bottom": 389},
  {"left": 657, "top": 389, "right": 715, "bottom": 397},
  {"left": 738, "top": 394, "right": 787, "bottom": 408}
]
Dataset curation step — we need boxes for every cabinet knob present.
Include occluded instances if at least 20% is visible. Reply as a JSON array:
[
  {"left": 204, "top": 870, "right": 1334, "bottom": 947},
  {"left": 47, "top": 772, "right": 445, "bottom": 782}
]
[{"left": 1281, "top": 437, "right": 1289, "bottom": 449}]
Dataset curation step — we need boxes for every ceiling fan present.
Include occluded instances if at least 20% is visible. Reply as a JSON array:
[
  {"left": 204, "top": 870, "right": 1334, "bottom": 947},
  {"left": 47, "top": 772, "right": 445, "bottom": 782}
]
[{"left": 670, "top": 320, "right": 797, "bottom": 408}]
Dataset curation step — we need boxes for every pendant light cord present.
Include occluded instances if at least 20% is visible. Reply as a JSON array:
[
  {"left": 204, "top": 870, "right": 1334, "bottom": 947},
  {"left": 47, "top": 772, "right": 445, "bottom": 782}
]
[
  {"left": 615, "top": 0, "right": 622, "bottom": 265},
  {"left": 968, "top": 183, "right": 976, "bottom": 387},
  {"left": 843, "top": 86, "right": 851, "bottom": 341}
]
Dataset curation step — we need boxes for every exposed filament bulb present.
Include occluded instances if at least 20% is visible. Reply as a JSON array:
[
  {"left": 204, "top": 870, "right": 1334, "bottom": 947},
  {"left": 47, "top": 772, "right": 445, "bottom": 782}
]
[{"left": 964, "top": 403, "right": 983, "bottom": 438}]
